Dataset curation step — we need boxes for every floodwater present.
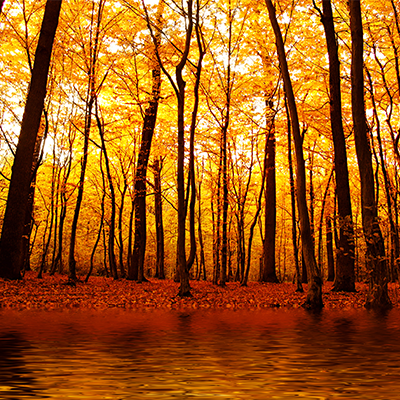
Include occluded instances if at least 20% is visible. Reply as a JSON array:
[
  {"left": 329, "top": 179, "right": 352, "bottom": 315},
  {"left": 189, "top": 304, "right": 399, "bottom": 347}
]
[{"left": 1, "top": 307, "right": 400, "bottom": 399}]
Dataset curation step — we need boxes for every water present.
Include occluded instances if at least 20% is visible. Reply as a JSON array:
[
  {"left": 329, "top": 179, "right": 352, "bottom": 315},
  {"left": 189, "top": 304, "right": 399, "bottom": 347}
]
[{"left": 1, "top": 307, "right": 400, "bottom": 399}]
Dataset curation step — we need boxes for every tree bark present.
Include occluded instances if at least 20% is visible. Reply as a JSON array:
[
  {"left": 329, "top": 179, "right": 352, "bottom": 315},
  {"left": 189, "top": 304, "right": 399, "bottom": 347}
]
[
  {"left": 262, "top": 121, "right": 278, "bottom": 282},
  {"left": 152, "top": 157, "right": 165, "bottom": 279},
  {"left": 326, "top": 215, "right": 335, "bottom": 281},
  {"left": 285, "top": 98, "right": 303, "bottom": 292},
  {"left": 266, "top": 0, "right": 322, "bottom": 309},
  {"left": 96, "top": 100, "right": 118, "bottom": 279},
  {"left": 349, "top": 0, "right": 391, "bottom": 309},
  {"left": 68, "top": 0, "right": 104, "bottom": 281},
  {"left": 0, "top": 0, "right": 62, "bottom": 280},
  {"left": 315, "top": 0, "right": 356, "bottom": 292},
  {"left": 129, "top": 4, "right": 162, "bottom": 283}
]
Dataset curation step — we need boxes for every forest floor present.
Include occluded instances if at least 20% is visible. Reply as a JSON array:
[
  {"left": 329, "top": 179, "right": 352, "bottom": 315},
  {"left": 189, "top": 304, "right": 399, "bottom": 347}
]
[{"left": 1, "top": 271, "right": 400, "bottom": 310}]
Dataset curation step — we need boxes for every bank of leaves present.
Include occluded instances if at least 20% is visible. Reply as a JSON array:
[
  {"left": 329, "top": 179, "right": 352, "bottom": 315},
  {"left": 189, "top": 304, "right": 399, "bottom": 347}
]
[{"left": 1, "top": 271, "right": 399, "bottom": 310}]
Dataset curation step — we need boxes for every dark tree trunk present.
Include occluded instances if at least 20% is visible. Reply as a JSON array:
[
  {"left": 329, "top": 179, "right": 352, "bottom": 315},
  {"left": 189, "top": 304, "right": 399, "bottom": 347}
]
[
  {"left": 262, "top": 122, "right": 278, "bottom": 283},
  {"left": 85, "top": 153, "right": 106, "bottom": 282},
  {"left": 317, "top": 169, "right": 333, "bottom": 276},
  {"left": 117, "top": 178, "right": 128, "bottom": 279},
  {"left": 174, "top": 1, "right": 193, "bottom": 296},
  {"left": 197, "top": 164, "right": 206, "bottom": 280},
  {"left": 349, "top": 0, "right": 391, "bottom": 309},
  {"left": 213, "top": 154, "right": 222, "bottom": 286},
  {"left": 266, "top": 0, "right": 322, "bottom": 309},
  {"left": 69, "top": 0, "right": 104, "bottom": 282},
  {"left": 21, "top": 128, "right": 44, "bottom": 273},
  {"left": 0, "top": 0, "right": 62, "bottom": 280},
  {"left": 152, "top": 157, "right": 165, "bottom": 279},
  {"left": 242, "top": 113, "right": 271, "bottom": 287},
  {"left": 185, "top": 12, "right": 204, "bottom": 277},
  {"left": 285, "top": 99, "right": 303, "bottom": 292},
  {"left": 129, "top": 21, "right": 162, "bottom": 283},
  {"left": 315, "top": 0, "right": 356, "bottom": 292},
  {"left": 326, "top": 215, "right": 335, "bottom": 281},
  {"left": 365, "top": 63, "right": 400, "bottom": 282},
  {"left": 96, "top": 101, "right": 118, "bottom": 280}
]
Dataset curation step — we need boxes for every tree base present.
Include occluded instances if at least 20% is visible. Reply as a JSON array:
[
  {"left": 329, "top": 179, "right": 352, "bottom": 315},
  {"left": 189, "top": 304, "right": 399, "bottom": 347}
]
[
  {"left": 365, "top": 285, "right": 392, "bottom": 311},
  {"left": 332, "top": 279, "right": 356, "bottom": 292},
  {"left": 261, "top": 275, "right": 280, "bottom": 283},
  {"left": 295, "top": 284, "right": 304, "bottom": 293},
  {"left": 178, "top": 286, "right": 192, "bottom": 297},
  {"left": 302, "top": 276, "right": 323, "bottom": 309}
]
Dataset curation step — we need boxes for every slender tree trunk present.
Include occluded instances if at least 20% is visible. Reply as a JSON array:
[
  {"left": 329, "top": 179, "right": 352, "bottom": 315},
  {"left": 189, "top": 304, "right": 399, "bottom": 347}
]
[
  {"left": 152, "top": 157, "right": 165, "bottom": 279},
  {"left": 213, "top": 153, "right": 222, "bottom": 285},
  {"left": 22, "top": 127, "right": 44, "bottom": 273},
  {"left": 197, "top": 163, "right": 206, "bottom": 280},
  {"left": 349, "top": 0, "right": 391, "bottom": 309},
  {"left": 262, "top": 121, "right": 278, "bottom": 282},
  {"left": 130, "top": 7, "right": 162, "bottom": 283},
  {"left": 118, "top": 178, "right": 128, "bottom": 279},
  {"left": 85, "top": 153, "right": 106, "bottom": 282},
  {"left": 0, "top": 0, "right": 62, "bottom": 280},
  {"left": 366, "top": 65, "right": 400, "bottom": 282},
  {"left": 326, "top": 215, "right": 335, "bottom": 281},
  {"left": 96, "top": 100, "right": 118, "bottom": 279},
  {"left": 266, "top": 0, "right": 322, "bottom": 308},
  {"left": 314, "top": 0, "right": 356, "bottom": 292},
  {"left": 185, "top": 12, "right": 205, "bottom": 275},
  {"left": 69, "top": 0, "right": 104, "bottom": 281},
  {"left": 317, "top": 168, "right": 333, "bottom": 276},
  {"left": 285, "top": 99, "right": 303, "bottom": 292}
]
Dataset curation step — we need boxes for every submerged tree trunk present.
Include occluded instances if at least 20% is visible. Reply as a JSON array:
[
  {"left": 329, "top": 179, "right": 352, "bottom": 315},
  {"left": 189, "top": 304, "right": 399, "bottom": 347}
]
[
  {"left": 0, "top": 0, "right": 62, "bottom": 280},
  {"left": 266, "top": 0, "right": 322, "bottom": 309},
  {"left": 349, "top": 1, "right": 391, "bottom": 309}
]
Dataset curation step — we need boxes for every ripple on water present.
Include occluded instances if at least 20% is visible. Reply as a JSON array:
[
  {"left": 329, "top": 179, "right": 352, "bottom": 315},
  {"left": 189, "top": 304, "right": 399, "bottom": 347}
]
[{"left": 1, "top": 308, "right": 400, "bottom": 399}]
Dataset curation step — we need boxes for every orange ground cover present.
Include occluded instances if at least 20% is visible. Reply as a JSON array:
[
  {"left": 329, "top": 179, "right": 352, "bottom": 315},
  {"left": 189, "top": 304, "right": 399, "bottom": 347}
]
[{"left": 1, "top": 271, "right": 399, "bottom": 310}]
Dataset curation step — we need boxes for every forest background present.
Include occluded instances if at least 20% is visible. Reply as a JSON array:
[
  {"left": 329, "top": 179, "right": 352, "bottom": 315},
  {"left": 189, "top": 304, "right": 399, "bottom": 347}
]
[{"left": 0, "top": 0, "right": 399, "bottom": 309}]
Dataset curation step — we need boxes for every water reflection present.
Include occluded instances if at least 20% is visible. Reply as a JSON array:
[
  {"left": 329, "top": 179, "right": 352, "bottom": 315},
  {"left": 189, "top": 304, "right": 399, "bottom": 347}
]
[{"left": 1, "top": 308, "right": 400, "bottom": 399}]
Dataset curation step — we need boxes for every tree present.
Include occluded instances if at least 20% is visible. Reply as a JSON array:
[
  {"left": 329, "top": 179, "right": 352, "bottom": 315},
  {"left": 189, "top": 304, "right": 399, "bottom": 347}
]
[
  {"left": 261, "top": 111, "right": 278, "bottom": 283},
  {"left": 68, "top": 0, "right": 104, "bottom": 281},
  {"left": 349, "top": 0, "right": 391, "bottom": 309},
  {"left": 129, "top": 0, "right": 163, "bottom": 283},
  {"left": 0, "top": 0, "right": 62, "bottom": 280},
  {"left": 313, "top": 0, "right": 356, "bottom": 292},
  {"left": 265, "top": 0, "right": 323, "bottom": 309},
  {"left": 152, "top": 156, "right": 165, "bottom": 279}
]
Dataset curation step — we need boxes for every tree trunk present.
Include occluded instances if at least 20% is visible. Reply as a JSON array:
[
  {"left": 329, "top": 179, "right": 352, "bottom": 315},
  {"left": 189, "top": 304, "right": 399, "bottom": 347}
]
[
  {"left": 316, "top": 0, "right": 356, "bottom": 292},
  {"left": 0, "top": 0, "right": 62, "bottom": 280},
  {"left": 152, "top": 157, "right": 165, "bottom": 279},
  {"left": 285, "top": 99, "right": 303, "bottom": 292},
  {"left": 326, "top": 215, "right": 335, "bottom": 281},
  {"left": 349, "top": 0, "right": 391, "bottom": 309},
  {"left": 266, "top": 0, "right": 322, "bottom": 309},
  {"left": 129, "top": 7, "right": 162, "bottom": 283},
  {"left": 262, "top": 121, "right": 278, "bottom": 282},
  {"left": 69, "top": 0, "right": 104, "bottom": 282},
  {"left": 96, "top": 100, "right": 118, "bottom": 279},
  {"left": 197, "top": 163, "right": 206, "bottom": 281}
]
